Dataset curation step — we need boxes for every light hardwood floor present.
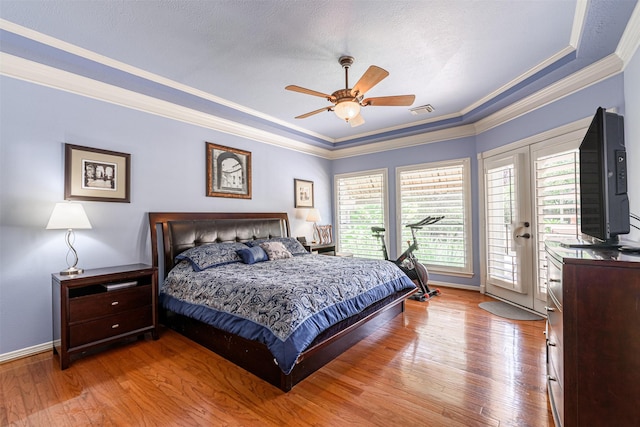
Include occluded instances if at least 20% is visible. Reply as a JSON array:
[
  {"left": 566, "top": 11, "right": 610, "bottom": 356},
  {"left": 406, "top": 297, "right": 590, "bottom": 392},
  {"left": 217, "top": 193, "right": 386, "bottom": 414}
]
[{"left": 1, "top": 288, "right": 554, "bottom": 426}]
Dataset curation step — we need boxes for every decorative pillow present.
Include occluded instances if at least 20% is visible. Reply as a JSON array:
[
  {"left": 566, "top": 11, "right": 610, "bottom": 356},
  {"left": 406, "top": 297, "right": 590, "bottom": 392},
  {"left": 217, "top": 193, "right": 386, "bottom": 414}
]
[
  {"left": 315, "top": 225, "right": 333, "bottom": 245},
  {"left": 247, "top": 237, "right": 307, "bottom": 255},
  {"left": 259, "top": 241, "right": 293, "bottom": 260},
  {"left": 236, "top": 246, "right": 269, "bottom": 265},
  {"left": 175, "top": 242, "right": 248, "bottom": 271}
]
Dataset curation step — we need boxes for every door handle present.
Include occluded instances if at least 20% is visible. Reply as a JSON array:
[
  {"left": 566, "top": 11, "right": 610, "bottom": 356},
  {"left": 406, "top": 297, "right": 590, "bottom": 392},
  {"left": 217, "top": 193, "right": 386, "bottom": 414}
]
[{"left": 516, "top": 233, "right": 531, "bottom": 239}]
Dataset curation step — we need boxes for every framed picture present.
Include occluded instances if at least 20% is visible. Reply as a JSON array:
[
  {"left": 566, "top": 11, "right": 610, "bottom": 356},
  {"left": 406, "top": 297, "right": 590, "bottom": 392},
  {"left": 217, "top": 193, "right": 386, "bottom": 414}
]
[
  {"left": 294, "top": 179, "right": 314, "bottom": 208},
  {"left": 206, "top": 142, "right": 252, "bottom": 199},
  {"left": 64, "top": 144, "right": 130, "bottom": 203}
]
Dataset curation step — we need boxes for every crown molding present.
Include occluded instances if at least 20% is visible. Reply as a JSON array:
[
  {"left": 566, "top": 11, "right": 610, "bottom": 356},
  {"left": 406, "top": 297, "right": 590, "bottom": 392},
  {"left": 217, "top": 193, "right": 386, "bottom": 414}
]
[
  {"left": 328, "top": 124, "right": 477, "bottom": 160},
  {"left": 616, "top": 2, "right": 640, "bottom": 68},
  {"left": 462, "top": 45, "right": 576, "bottom": 117},
  {"left": 474, "top": 53, "right": 623, "bottom": 134},
  {"left": 0, "top": 19, "right": 334, "bottom": 144},
  {"left": 570, "top": 1, "right": 590, "bottom": 48},
  {"left": 1, "top": 49, "right": 625, "bottom": 161},
  {"left": 0, "top": 12, "right": 631, "bottom": 161},
  {"left": 0, "top": 52, "right": 333, "bottom": 159}
]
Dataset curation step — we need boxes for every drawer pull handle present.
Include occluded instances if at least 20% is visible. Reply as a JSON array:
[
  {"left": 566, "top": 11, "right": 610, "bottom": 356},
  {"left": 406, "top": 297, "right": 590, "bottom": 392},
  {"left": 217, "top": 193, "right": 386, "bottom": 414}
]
[
  {"left": 548, "top": 375, "right": 557, "bottom": 382},
  {"left": 545, "top": 306, "right": 555, "bottom": 312},
  {"left": 548, "top": 342, "right": 556, "bottom": 347},
  {"left": 549, "top": 279, "right": 560, "bottom": 283},
  {"left": 111, "top": 301, "right": 119, "bottom": 306},
  {"left": 112, "top": 324, "right": 120, "bottom": 329}
]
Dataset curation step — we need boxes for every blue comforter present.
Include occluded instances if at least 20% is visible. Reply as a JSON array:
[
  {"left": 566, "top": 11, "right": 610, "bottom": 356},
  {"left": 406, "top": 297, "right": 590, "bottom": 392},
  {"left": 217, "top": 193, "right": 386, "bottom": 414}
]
[{"left": 160, "top": 254, "right": 415, "bottom": 374}]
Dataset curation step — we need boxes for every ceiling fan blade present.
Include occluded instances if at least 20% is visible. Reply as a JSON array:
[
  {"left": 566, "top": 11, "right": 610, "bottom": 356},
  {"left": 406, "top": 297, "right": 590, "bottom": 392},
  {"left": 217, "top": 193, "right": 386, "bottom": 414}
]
[
  {"left": 295, "top": 106, "right": 332, "bottom": 119},
  {"left": 286, "top": 85, "right": 334, "bottom": 101},
  {"left": 362, "top": 95, "right": 416, "bottom": 107},
  {"left": 349, "top": 113, "right": 365, "bottom": 128},
  {"left": 351, "top": 66, "right": 389, "bottom": 97}
]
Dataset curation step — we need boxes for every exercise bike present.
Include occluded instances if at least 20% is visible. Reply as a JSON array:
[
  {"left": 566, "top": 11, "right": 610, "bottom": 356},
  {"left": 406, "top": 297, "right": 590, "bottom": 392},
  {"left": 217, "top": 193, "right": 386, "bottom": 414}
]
[{"left": 371, "top": 216, "right": 444, "bottom": 302}]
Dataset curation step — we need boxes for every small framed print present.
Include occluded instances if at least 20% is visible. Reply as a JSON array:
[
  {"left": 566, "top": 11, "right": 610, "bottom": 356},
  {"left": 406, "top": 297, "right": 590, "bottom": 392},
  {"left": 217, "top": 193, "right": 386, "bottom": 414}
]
[
  {"left": 64, "top": 144, "right": 130, "bottom": 203},
  {"left": 294, "top": 179, "right": 314, "bottom": 208},
  {"left": 206, "top": 142, "right": 252, "bottom": 199}
]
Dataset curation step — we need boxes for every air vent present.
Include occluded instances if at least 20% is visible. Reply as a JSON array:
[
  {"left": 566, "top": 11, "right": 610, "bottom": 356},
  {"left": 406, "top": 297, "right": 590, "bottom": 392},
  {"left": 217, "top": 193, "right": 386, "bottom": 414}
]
[{"left": 410, "top": 104, "right": 435, "bottom": 115}]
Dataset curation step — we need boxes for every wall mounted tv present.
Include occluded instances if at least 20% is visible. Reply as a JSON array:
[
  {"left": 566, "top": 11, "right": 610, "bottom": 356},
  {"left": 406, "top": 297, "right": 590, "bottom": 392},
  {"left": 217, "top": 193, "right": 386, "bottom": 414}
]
[{"left": 578, "top": 107, "right": 629, "bottom": 247}]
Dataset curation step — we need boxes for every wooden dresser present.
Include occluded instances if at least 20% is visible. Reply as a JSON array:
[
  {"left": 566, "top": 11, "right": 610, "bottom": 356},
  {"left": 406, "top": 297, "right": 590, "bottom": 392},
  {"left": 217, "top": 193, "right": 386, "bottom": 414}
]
[
  {"left": 52, "top": 264, "right": 158, "bottom": 369},
  {"left": 545, "top": 241, "right": 640, "bottom": 427}
]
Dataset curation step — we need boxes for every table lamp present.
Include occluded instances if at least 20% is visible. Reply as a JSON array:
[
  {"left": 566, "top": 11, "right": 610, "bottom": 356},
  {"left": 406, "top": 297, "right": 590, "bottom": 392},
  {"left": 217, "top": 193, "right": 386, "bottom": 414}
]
[
  {"left": 46, "top": 202, "right": 92, "bottom": 275},
  {"left": 306, "top": 208, "right": 321, "bottom": 243}
]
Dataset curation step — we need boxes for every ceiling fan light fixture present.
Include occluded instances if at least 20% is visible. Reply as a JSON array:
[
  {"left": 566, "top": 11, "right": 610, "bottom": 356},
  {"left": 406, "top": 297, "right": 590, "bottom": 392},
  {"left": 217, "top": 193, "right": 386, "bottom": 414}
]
[{"left": 334, "top": 100, "right": 361, "bottom": 122}]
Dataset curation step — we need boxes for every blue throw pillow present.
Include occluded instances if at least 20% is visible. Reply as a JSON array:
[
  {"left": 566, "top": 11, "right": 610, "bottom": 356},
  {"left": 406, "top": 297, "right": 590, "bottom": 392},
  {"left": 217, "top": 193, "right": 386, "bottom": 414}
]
[
  {"left": 175, "top": 242, "right": 248, "bottom": 271},
  {"left": 236, "top": 246, "right": 269, "bottom": 264}
]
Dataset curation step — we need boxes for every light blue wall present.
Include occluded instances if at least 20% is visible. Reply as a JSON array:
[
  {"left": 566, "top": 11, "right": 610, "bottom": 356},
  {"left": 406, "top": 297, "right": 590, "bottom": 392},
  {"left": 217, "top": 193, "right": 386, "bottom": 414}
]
[
  {"left": 624, "top": 46, "right": 640, "bottom": 241},
  {"left": 0, "top": 76, "right": 330, "bottom": 354},
  {"left": 1, "top": 50, "right": 638, "bottom": 357}
]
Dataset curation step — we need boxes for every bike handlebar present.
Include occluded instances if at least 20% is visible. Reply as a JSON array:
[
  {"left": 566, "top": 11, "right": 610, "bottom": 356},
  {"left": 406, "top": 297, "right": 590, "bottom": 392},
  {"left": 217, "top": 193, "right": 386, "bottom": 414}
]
[{"left": 405, "top": 215, "right": 444, "bottom": 229}]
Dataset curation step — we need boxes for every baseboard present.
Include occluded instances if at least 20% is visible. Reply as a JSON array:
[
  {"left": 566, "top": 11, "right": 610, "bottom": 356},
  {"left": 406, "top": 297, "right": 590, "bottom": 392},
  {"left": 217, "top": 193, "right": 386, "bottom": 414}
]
[
  {"left": 429, "top": 280, "right": 480, "bottom": 292},
  {"left": 0, "top": 341, "right": 51, "bottom": 364}
]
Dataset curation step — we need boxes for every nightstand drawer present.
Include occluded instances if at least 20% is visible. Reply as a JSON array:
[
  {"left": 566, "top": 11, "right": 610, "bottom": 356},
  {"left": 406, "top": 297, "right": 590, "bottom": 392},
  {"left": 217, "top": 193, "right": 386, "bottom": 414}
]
[
  {"left": 69, "top": 285, "right": 152, "bottom": 322},
  {"left": 69, "top": 306, "right": 153, "bottom": 348}
]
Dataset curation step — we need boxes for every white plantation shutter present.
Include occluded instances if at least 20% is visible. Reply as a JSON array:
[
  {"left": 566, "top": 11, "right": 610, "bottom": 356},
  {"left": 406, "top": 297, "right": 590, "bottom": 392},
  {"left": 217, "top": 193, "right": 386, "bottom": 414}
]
[
  {"left": 485, "top": 162, "right": 519, "bottom": 290},
  {"left": 397, "top": 159, "right": 472, "bottom": 275},
  {"left": 534, "top": 148, "right": 580, "bottom": 295},
  {"left": 335, "top": 169, "right": 388, "bottom": 259}
]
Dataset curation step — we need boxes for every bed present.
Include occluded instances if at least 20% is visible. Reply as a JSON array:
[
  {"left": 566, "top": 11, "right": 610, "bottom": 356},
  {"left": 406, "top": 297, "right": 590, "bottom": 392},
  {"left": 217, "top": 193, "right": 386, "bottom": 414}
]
[{"left": 148, "top": 212, "right": 417, "bottom": 391}]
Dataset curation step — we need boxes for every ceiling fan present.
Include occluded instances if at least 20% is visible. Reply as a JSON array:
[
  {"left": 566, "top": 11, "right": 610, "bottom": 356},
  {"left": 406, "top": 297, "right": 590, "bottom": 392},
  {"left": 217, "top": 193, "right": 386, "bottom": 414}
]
[{"left": 285, "top": 56, "right": 416, "bottom": 127}]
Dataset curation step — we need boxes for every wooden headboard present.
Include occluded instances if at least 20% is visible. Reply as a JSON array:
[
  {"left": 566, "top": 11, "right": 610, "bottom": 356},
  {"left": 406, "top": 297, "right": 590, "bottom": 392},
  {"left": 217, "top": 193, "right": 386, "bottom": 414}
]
[{"left": 148, "top": 212, "right": 290, "bottom": 277}]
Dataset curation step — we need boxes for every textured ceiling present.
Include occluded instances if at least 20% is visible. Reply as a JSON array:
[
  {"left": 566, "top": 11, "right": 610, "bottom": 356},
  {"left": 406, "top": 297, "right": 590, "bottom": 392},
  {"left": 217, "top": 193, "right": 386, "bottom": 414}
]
[{"left": 0, "top": 0, "right": 637, "bottom": 148}]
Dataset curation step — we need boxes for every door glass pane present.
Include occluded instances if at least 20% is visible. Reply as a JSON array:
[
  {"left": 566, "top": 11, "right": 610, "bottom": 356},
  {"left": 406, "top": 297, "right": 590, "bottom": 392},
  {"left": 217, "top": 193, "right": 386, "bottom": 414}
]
[
  {"left": 486, "top": 164, "right": 519, "bottom": 290},
  {"left": 534, "top": 149, "right": 579, "bottom": 295}
]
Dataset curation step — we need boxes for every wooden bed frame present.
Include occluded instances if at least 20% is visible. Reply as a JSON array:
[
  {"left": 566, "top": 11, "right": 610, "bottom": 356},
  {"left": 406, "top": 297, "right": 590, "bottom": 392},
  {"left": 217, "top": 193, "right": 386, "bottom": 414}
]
[{"left": 148, "top": 212, "right": 416, "bottom": 392}]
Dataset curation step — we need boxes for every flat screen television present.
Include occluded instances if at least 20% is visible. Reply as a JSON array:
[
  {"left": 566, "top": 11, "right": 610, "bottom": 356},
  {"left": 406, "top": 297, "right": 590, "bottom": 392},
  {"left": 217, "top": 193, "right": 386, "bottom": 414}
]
[{"left": 577, "top": 107, "right": 629, "bottom": 247}]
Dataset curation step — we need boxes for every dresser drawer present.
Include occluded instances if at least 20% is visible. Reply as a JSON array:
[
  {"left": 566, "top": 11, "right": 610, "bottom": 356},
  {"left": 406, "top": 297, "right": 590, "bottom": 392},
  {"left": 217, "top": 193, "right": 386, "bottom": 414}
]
[
  {"left": 546, "top": 291, "right": 563, "bottom": 387},
  {"left": 69, "top": 306, "right": 152, "bottom": 348},
  {"left": 546, "top": 254, "right": 562, "bottom": 308},
  {"left": 69, "top": 285, "right": 152, "bottom": 323},
  {"left": 548, "top": 357, "right": 564, "bottom": 427}
]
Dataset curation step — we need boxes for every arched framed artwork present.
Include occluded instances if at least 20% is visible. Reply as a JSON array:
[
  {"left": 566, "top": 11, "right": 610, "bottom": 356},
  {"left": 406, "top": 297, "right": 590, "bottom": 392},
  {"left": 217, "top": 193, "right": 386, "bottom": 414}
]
[{"left": 206, "top": 142, "right": 252, "bottom": 199}]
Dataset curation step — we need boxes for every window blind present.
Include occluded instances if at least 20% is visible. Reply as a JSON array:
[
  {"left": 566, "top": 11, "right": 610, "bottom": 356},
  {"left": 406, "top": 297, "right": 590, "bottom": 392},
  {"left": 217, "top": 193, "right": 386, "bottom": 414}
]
[
  {"left": 335, "top": 170, "right": 387, "bottom": 259},
  {"left": 485, "top": 163, "right": 518, "bottom": 289},
  {"left": 398, "top": 160, "right": 471, "bottom": 274},
  {"left": 534, "top": 149, "right": 579, "bottom": 294}
]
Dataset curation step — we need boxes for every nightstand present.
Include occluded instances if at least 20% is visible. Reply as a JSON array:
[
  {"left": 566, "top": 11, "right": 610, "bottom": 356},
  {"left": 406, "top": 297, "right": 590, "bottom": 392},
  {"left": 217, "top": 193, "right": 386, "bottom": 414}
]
[
  {"left": 52, "top": 263, "right": 158, "bottom": 369},
  {"left": 303, "top": 243, "right": 336, "bottom": 255}
]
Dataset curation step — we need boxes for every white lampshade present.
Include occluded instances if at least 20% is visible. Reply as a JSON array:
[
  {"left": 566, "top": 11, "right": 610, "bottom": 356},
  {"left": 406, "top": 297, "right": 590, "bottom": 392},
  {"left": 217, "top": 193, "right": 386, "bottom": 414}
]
[
  {"left": 306, "top": 208, "right": 321, "bottom": 223},
  {"left": 46, "top": 203, "right": 92, "bottom": 230},
  {"left": 334, "top": 100, "right": 361, "bottom": 121}
]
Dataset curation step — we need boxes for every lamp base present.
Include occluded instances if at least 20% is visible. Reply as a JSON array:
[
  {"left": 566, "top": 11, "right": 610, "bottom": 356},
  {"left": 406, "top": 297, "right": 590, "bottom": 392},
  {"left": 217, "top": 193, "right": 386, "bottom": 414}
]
[{"left": 60, "top": 267, "right": 84, "bottom": 276}]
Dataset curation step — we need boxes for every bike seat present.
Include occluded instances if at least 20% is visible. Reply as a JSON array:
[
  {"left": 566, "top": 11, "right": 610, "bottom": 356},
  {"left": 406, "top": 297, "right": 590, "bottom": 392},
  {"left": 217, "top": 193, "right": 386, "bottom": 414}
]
[{"left": 371, "top": 226, "right": 386, "bottom": 233}]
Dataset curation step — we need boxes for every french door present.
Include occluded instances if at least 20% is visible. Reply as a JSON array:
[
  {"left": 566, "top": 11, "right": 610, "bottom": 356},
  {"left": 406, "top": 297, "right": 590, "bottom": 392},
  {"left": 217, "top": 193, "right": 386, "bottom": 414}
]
[
  {"left": 483, "top": 147, "right": 536, "bottom": 310},
  {"left": 481, "top": 137, "right": 581, "bottom": 314}
]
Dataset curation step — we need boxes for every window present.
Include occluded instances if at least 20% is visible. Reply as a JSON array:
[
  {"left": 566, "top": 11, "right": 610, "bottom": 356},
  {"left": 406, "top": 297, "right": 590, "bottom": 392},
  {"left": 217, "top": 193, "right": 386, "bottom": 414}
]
[
  {"left": 334, "top": 169, "right": 388, "bottom": 259},
  {"left": 397, "top": 158, "right": 472, "bottom": 276}
]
